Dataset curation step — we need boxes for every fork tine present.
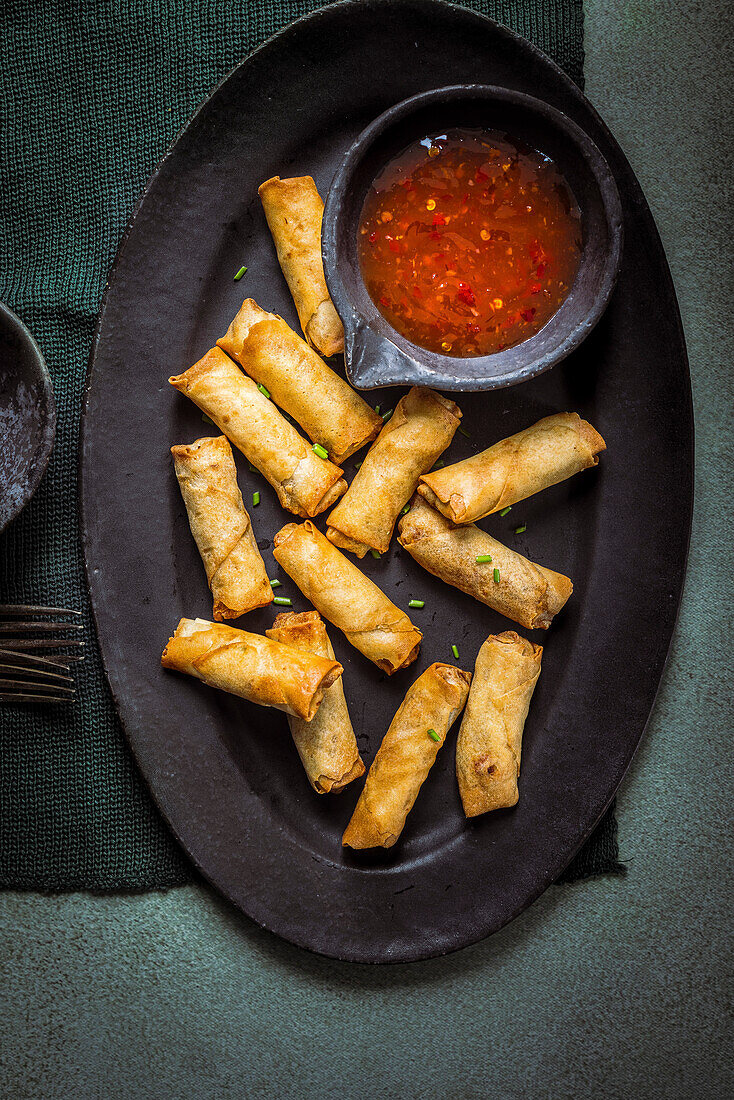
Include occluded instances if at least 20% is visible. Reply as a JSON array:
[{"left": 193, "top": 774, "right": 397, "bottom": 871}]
[
  {"left": 0, "top": 638, "right": 85, "bottom": 650},
  {"left": 0, "top": 677, "right": 75, "bottom": 694},
  {"left": 0, "top": 691, "right": 74, "bottom": 703},
  {"left": 0, "top": 663, "right": 73, "bottom": 684},
  {"left": 0, "top": 605, "right": 81, "bottom": 616},
  {"left": 0, "top": 622, "right": 84, "bottom": 633},
  {"left": 0, "top": 647, "right": 73, "bottom": 671}
]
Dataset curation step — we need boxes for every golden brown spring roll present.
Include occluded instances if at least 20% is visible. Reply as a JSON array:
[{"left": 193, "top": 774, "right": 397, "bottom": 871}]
[
  {"left": 397, "top": 497, "right": 572, "bottom": 630},
  {"left": 266, "top": 611, "right": 364, "bottom": 794},
  {"left": 325, "top": 387, "right": 462, "bottom": 557},
  {"left": 456, "top": 631, "right": 542, "bottom": 816},
  {"left": 273, "top": 521, "right": 422, "bottom": 674},
  {"left": 418, "top": 412, "right": 606, "bottom": 524},
  {"left": 258, "top": 174, "right": 344, "bottom": 357},
  {"left": 171, "top": 435, "right": 272, "bottom": 621},
  {"left": 161, "top": 617, "right": 342, "bottom": 721},
  {"left": 169, "top": 347, "right": 346, "bottom": 518},
  {"left": 342, "top": 663, "right": 471, "bottom": 849},
  {"left": 217, "top": 298, "right": 381, "bottom": 464}
]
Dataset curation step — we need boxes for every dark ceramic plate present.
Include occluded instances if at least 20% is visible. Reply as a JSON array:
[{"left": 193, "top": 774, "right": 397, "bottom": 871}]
[{"left": 81, "top": 0, "right": 692, "bottom": 963}]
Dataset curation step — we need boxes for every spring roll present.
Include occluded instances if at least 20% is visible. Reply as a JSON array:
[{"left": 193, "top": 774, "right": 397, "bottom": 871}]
[
  {"left": 326, "top": 387, "right": 462, "bottom": 557},
  {"left": 456, "top": 631, "right": 542, "bottom": 816},
  {"left": 273, "top": 520, "right": 422, "bottom": 674},
  {"left": 171, "top": 435, "right": 272, "bottom": 621},
  {"left": 266, "top": 611, "right": 364, "bottom": 793},
  {"left": 398, "top": 497, "right": 572, "bottom": 630},
  {"left": 418, "top": 412, "right": 606, "bottom": 524},
  {"left": 169, "top": 347, "right": 346, "bottom": 518},
  {"left": 342, "top": 662, "right": 471, "bottom": 849},
  {"left": 217, "top": 298, "right": 381, "bottom": 464},
  {"left": 258, "top": 174, "right": 344, "bottom": 357},
  {"left": 161, "top": 617, "right": 342, "bottom": 721}
]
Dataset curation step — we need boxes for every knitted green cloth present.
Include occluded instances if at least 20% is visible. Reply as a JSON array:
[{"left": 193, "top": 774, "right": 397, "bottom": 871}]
[{"left": 0, "top": 0, "right": 621, "bottom": 891}]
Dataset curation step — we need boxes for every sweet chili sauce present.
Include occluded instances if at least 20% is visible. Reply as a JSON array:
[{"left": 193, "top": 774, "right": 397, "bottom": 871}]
[{"left": 358, "top": 129, "right": 582, "bottom": 357}]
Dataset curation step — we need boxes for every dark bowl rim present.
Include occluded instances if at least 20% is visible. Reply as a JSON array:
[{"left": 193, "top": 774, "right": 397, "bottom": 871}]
[
  {"left": 323, "top": 82, "right": 624, "bottom": 391},
  {"left": 0, "top": 300, "right": 56, "bottom": 533}
]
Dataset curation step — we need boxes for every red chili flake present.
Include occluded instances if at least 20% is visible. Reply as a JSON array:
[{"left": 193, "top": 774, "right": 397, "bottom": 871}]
[
  {"left": 536, "top": 263, "right": 546, "bottom": 278},
  {"left": 505, "top": 312, "right": 518, "bottom": 326},
  {"left": 388, "top": 239, "right": 400, "bottom": 253},
  {"left": 368, "top": 231, "right": 377, "bottom": 244},
  {"left": 379, "top": 296, "right": 390, "bottom": 308},
  {"left": 521, "top": 308, "right": 536, "bottom": 322},
  {"left": 400, "top": 178, "right": 414, "bottom": 190},
  {"left": 475, "top": 168, "right": 488, "bottom": 181},
  {"left": 429, "top": 230, "right": 442, "bottom": 241},
  {"left": 457, "top": 283, "right": 476, "bottom": 306},
  {"left": 432, "top": 213, "right": 446, "bottom": 226},
  {"left": 412, "top": 286, "right": 423, "bottom": 298},
  {"left": 498, "top": 343, "right": 507, "bottom": 351},
  {"left": 463, "top": 193, "right": 470, "bottom": 203},
  {"left": 466, "top": 322, "right": 481, "bottom": 334},
  {"left": 529, "top": 282, "right": 542, "bottom": 294}
]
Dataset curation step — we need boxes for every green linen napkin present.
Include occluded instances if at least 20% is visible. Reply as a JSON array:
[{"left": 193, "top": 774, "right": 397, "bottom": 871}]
[{"left": 0, "top": 0, "right": 622, "bottom": 892}]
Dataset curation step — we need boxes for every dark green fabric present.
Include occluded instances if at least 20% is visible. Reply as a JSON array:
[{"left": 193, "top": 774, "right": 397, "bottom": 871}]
[{"left": 0, "top": 0, "right": 620, "bottom": 892}]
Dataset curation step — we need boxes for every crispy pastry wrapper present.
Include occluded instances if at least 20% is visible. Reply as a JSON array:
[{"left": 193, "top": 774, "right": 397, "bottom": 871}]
[
  {"left": 266, "top": 611, "right": 364, "bottom": 793},
  {"left": 171, "top": 435, "right": 272, "bottom": 621},
  {"left": 217, "top": 298, "right": 380, "bottom": 464},
  {"left": 342, "top": 662, "right": 471, "bottom": 849},
  {"left": 273, "top": 520, "right": 422, "bottom": 674},
  {"left": 169, "top": 347, "right": 346, "bottom": 518},
  {"left": 161, "top": 617, "right": 342, "bottom": 721},
  {"left": 397, "top": 497, "right": 572, "bottom": 631},
  {"left": 456, "top": 631, "right": 542, "bottom": 816},
  {"left": 326, "top": 386, "right": 462, "bottom": 557},
  {"left": 258, "top": 175, "right": 345, "bottom": 357},
  {"left": 418, "top": 412, "right": 606, "bottom": 524}
]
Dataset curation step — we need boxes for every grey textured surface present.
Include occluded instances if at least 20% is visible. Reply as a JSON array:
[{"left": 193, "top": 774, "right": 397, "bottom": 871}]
[{"left": 1, "top": 2, "right": 732, "bottom": 1097}]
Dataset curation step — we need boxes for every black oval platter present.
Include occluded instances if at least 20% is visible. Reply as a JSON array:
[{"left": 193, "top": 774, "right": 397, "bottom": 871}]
[{"left": 80, "top": 0, "right": 693, "bottom": 963}]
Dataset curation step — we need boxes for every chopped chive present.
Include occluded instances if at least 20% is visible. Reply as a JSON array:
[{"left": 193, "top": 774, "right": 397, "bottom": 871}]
[
  {"left": 233, "top": 265, "right": 247, "bottom": 281},
  {"left": 427, "top": 728, "right": 441, "bottom": 743},
  {"left": 476, "top": 554, "right": 493, "bottom": 564},
  {"left": 370, "top": 549, "right": 381, "bottom": 559},
  {"left": 201, "top": 413, "right": 215, "bottom": 425},
  {"left": 257, "top": 383, "right": 271, "bottom": 399},
  {"left": 451, "top": 644, "right": 459, "bottom": 659},
  {"left": 381, "top": 408, "right": 393, "bottom": 422},
  {"left": 408, "top": 599, "right": 425, "bottom": 609},
  {"left": 269, "top": 579, "right": 281, "bottom": 588},
  {"left": 499, "top": 506, "right": 512, "bottom": 516},
  {"left": 273, "top": 596, "right": 292, "bottom": 606},
  {"left": 433, "top": 460, "right": 445, "bottom": 470},
  {"left": 354, "top": 461, "right": 362, "bottom": 470},
  {"left": 514, "top": 524, "right": 527, "bottom": 534},
  {"left": 458, "top": 425, "right": 470, "bottom": 438},
  {"left": 312, "top": 443, "right": 329, "bottom": 460},
  {"left": 252, "top": 491, "right": 260, "bottom": 506},
  {"left": 401, "top": 504, "right": 411, "bottom": 515},
  {"left": 248, "top": 461, "right": 258, "bottom": 474},
  {"left": 493, "top": 567, "right": 500, "bottom": 583},
  {"left": 374, "top": 404, "right": 380, "bottom": 414}
]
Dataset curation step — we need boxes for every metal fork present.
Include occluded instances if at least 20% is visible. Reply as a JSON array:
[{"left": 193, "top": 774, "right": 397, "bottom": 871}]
[{"left": 0, "top": 605, "right": 84, "bottom": 703}]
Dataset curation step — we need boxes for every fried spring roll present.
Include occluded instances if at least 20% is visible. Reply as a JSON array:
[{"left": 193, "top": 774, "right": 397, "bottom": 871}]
[
  {"left": 326, "top": 387, "right": 462, "bottom": 557},
  {"left": 171, "top": 436, "right": 272, "bottom": 621},
  {"left": 418, "top": 412, "right": 606, "bottom": 524},
  {"left": 273, "top": 521, "right": 422, "bottom": 674},
  {"left": 397, "top": 497, "right": 572, "bottom": 630},
  {"left": 161, "top": 617, "right": 342, "bottom": 721},
  {"left": 169, "top": 347, "right": 346, "bottom": 518},
  {"left": 217, "top": 298, "right": 380, "bottom": 464},
  {"left": 258, "top": 174, "right": 344, "bottom": 357},
  {"left": 266, "top": 611, "right": 364, "bottom": 793},
  {"left": 342, "top": 663, "right": 471, "bottom": 849},
  {"left": 456, "top": 631, "right": 542, "bottom": 816}
]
